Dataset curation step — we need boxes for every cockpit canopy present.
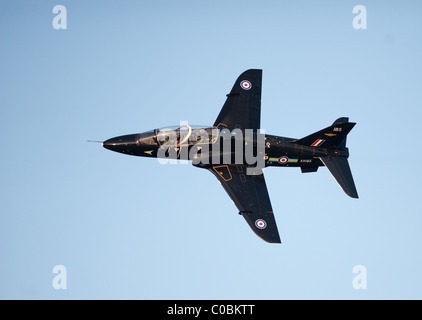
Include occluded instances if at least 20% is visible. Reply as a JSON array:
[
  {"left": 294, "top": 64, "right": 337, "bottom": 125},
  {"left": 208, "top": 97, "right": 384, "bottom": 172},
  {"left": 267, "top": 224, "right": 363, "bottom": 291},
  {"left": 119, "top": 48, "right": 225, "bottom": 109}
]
[
  {"left": 156, "top": 125, "right": 219, "bottom": 146},
  {"left": 138, "top": 125, "right": 219, "bottom": 147}
]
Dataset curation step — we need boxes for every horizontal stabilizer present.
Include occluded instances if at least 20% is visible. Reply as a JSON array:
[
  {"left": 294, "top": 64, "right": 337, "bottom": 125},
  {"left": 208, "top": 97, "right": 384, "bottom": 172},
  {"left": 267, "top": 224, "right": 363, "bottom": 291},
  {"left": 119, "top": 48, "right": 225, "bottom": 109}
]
[{"left": 320, "top": 156, "right": 359, "bottom": 198}]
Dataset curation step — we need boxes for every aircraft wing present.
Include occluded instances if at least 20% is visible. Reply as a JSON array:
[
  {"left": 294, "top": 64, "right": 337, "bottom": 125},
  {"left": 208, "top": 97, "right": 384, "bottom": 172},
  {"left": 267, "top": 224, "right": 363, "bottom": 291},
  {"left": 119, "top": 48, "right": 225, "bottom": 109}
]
[
  {"left": 208, "top": 164, "right": 281, "bottom": 243},
  {"left": 213, "top": 69, "right": 262, "bottom": 131}
]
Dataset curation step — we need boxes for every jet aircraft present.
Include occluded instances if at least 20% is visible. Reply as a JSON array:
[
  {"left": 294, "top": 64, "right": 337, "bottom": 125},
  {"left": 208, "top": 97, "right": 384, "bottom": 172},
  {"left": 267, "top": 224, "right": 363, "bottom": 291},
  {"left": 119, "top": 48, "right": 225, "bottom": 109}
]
[{"left": 102, "top": 69, "right": 358, "bottom": 243}]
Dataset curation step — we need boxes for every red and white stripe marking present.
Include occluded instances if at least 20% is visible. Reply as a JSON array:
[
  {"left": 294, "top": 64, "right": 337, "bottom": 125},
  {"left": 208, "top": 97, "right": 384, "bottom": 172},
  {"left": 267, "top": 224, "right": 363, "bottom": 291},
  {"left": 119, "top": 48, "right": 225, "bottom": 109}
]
[{"left": 311, "top": 139, "right": 325, "bottom": 147}]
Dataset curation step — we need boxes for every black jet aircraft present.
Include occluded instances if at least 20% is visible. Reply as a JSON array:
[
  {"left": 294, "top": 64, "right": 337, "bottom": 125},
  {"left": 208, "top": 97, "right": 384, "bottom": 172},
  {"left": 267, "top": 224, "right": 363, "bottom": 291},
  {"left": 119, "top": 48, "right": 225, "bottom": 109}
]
[{"left": 101, "top": 69, "right": 358, "bottom": 243}]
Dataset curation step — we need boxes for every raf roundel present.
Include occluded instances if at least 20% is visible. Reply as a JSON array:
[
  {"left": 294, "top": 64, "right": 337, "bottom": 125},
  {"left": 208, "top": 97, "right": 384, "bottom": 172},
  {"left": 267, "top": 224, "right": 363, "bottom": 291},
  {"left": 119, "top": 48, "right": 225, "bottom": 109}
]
[
  {"left": 255, "top": 219, "right": 267, "bottom": 229},
  {"left": 240, "top": 80, "right": 252, "bottom": 90},
  {"left": 278, "top": 156, "right": 289, "bottom": 164}
]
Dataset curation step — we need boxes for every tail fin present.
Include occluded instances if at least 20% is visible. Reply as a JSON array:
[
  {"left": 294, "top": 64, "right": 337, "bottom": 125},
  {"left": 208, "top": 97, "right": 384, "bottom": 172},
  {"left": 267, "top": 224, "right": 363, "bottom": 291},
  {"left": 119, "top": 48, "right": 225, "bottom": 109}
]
[
  {"left": 320, "top": 156, "right": 359, "bottom": 198},
  {"left": 294, "top": 117, "right": 355, "bottom": 149},
  {"left": 296, "top": 118, "right": 359, "bottom": 198}
]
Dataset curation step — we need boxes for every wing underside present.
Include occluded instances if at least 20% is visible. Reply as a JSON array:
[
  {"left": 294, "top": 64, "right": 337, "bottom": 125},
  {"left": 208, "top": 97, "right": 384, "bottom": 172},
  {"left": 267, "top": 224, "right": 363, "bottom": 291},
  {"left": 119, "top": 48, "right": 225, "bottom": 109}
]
[
  {"left": 213, "top": 69, "right": 262, "bottom": 131},
  {"left": 208, "top": 164, "right": 281, "bottom": 243},
  {"left": 209, "top": 69, "right": 280, "bottom": 243}
]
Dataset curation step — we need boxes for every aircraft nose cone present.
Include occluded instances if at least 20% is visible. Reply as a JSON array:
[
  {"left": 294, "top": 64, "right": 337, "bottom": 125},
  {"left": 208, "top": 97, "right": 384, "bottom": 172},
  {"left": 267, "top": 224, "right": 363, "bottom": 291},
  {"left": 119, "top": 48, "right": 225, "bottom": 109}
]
[{"left": 102, "top": 134, "right": 139, "bottom": 154}]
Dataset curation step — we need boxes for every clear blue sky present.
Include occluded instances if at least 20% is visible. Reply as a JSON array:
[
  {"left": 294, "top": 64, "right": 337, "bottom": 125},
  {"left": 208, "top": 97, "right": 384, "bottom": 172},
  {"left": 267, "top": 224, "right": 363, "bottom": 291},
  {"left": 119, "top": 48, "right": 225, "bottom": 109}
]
[{"left": 1, "top": 0, "right": 422, "bottom": 299}]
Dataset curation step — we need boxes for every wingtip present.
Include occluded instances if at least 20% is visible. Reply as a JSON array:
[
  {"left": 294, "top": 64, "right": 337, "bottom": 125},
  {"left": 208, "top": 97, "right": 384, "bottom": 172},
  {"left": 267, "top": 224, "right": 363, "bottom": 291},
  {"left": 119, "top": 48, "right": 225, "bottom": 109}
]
[
  {"left": 260, "top": 235, "right": 282, "bottom": 244},
  {"left": 346, "top": 190, "right": 359, "bottom": 199}
]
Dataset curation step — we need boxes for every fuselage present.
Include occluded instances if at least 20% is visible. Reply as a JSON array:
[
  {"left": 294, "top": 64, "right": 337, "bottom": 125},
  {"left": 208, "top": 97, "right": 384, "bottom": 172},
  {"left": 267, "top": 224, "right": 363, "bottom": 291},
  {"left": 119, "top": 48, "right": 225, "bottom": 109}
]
[{"left": 103, "top": 125, "right": 348, "bottom": 172}]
